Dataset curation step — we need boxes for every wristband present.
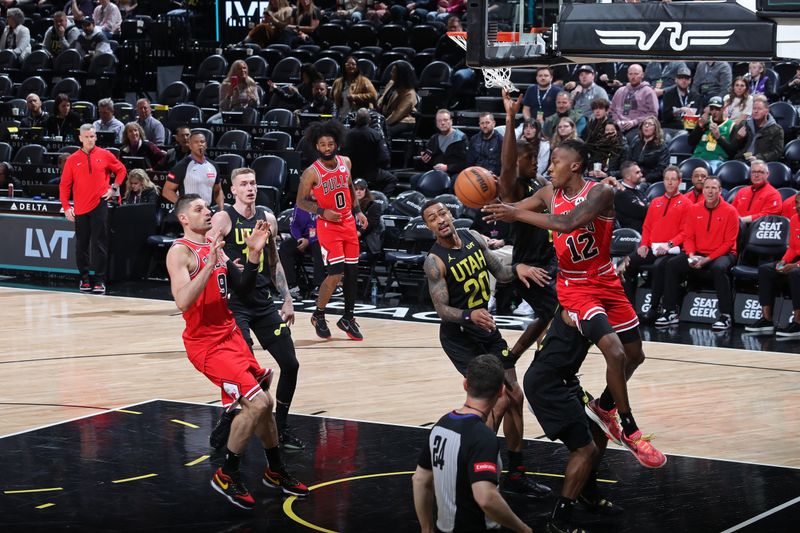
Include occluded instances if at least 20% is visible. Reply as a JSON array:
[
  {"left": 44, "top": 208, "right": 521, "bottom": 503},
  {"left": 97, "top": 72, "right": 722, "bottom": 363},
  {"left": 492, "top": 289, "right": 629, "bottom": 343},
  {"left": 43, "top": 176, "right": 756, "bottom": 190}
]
[
  {"left": 462, "top": 309, "right": 472, "bottom": 323},
  {"left": 352, "top": 205, "right": 362, "bottom": 214},
  {"left": 316, "top": 207, "right": 325, "bottom": 216}
]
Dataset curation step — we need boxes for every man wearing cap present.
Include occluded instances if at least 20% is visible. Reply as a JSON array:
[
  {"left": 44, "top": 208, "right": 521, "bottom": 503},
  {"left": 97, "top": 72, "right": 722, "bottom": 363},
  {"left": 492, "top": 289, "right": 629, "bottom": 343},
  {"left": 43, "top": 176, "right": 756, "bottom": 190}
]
[
  {"left": 566, "top": 65, "right": 609, "bottom": 120},
  {"left": 687, "top": 96, "right": 738, "bottom": 167},
  {"left": 73, "top": 17, "right": 112, "bottom": 60},
  {"left": 661, "top": 66, "right": 703, "bottom": 130}
]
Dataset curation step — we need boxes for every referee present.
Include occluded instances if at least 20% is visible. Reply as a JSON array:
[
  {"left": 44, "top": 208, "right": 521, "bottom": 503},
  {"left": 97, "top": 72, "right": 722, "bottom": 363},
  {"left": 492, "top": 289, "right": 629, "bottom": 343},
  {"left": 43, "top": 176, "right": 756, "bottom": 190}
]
[{"left": 413, "top": 355, "right": 533, "bottom": 533}]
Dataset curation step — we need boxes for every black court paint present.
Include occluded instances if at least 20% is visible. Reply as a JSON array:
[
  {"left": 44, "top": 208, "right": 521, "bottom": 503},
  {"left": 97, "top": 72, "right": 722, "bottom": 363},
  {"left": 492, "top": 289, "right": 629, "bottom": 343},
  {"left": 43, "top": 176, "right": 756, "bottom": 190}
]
[{"left": 1, "top": 400, "right": 798, "bottom": 532}]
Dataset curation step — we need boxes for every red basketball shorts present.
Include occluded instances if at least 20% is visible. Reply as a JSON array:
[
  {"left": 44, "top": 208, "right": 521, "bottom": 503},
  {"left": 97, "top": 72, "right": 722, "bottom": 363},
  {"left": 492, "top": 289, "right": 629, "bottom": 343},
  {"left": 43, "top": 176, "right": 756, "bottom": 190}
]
[
  {"left": 317, "top": 218, "right": 359, "bottom": 265},
  {"left": 557, "top": 273, "right": 639, "bottom": 333},
  {"left": 185, "top": 329, "right": 266, "bottom": 408}
]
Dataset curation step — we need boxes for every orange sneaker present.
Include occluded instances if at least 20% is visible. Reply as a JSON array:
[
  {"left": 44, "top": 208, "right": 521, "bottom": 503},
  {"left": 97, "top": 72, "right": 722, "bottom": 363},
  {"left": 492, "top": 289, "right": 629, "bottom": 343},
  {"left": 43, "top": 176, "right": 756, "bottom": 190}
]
[
  {"left": 585, "top": 399, "right": 623, "bottom": 446},
  {"left": 621, "top": 430, "right": 667, "bottom": 469},
  {"left": 210, "top": 468, "right": 255, "bottom": 509}
]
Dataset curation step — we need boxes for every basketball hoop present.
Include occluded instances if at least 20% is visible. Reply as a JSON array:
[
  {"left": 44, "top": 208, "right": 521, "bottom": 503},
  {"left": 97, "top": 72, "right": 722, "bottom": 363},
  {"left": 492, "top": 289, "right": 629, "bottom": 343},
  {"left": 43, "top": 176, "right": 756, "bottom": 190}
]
[{"left": 446, "top": 31, "right": 518, "bottom": 93}]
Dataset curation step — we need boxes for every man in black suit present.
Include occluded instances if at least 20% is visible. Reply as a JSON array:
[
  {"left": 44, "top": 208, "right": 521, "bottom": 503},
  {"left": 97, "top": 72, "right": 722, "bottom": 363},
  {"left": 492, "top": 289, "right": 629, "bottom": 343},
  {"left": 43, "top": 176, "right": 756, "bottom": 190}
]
[{"left": 341, "top": 108, "right": 397, "bottom": 195}]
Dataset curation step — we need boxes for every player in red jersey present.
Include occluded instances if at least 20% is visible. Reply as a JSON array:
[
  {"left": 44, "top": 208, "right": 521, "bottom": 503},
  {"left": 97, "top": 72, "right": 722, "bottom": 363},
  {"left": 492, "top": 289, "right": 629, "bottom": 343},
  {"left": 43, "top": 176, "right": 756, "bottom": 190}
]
[
  {"left": 296, "top": 120, "right": 368, "bottom": 341},
  {"left": 483, "top": 139, "right": 666, "bottom": 469},
  {"left": 166, "top": 194, "right": 309, "bottom": 510}
]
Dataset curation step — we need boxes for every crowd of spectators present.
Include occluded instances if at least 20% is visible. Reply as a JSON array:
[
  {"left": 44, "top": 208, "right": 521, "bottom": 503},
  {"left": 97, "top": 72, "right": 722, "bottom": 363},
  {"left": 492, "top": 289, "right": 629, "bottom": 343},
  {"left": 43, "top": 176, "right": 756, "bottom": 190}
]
[{"left": 2, "top": 2, "right": 800, "bottom": 333}]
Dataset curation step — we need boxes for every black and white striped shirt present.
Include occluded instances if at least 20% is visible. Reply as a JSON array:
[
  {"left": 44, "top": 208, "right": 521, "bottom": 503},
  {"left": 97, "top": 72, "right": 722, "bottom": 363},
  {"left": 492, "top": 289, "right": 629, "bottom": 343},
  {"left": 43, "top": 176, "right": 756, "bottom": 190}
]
[{"left": 418, "top": 411, "right": 501, "bottom": 532}]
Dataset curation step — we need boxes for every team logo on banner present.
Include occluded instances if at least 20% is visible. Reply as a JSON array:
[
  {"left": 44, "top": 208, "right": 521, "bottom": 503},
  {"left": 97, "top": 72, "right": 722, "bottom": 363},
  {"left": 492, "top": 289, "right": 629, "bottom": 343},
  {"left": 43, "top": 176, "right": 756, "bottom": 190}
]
[{"left": 595, "top": 23, "right": 734, "bottom": 51}]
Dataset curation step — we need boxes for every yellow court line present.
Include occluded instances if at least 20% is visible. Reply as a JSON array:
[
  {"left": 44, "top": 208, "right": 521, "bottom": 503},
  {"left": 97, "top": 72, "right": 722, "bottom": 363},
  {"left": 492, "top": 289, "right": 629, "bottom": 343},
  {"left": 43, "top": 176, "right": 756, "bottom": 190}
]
[
  {"left": 115, "top": 409, "right": 142, "bottom": 415},
  {"left": 111, "top": 473, "right": 158, "bottom": 484},
  {"left": 4, "top": 487, "right": 63, "bottom": 494},
  {"left": 170, "top": 419, "right": 199, "bottom": 429},
  {"left": 185, "top": 455, "right": 210, "bottom": 467},
  {"left": 36, "top": 503, "right": 55, "bottom": 509}
]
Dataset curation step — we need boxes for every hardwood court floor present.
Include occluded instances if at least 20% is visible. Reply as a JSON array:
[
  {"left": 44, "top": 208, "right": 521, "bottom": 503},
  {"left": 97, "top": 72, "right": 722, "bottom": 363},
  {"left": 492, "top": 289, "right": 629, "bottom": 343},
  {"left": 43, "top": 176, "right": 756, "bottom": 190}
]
[{"left": 1, "top": 286, "right": 799, "bottom": 469}]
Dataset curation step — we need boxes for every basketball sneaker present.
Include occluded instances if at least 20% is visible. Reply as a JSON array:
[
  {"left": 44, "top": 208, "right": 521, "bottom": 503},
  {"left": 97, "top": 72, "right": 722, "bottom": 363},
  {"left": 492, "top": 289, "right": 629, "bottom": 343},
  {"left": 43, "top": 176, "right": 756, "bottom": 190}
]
[
  {"left": 79, "top": 279, "right": 92, "bottom": 292},
  {"left": 585, "top": 399, "right": 623, "bottom": 446},
  {"left": 210, "top": 468, "right": 255, "bottom": 509},
  {"left": 620, "top": 430, "right": 667, "bottom": 468},
  {"left": 337, "top": 316, "right": 363, "bottom": 341},
  {"left": 279, "top": 426, "right": 306, "bottom": 451},
  {"left": 745, "top": 317, "right": 774, "bottom": 334},
  {"left": 262, "top": 467, "right": 309, "bottom": 497},
  {"left": 502, "top": 468, "right": 551, "bottom": 498},
  {"left": 209, "top": 409, "right": 239, "bottom": 450},
  {"left": 311, "top": 312, "right": 331, "bottom": 339},
  {"left": 92, "top": 282, "right": 106, "bottom": 295},
  {"left": 711, "top": 314, "right": 732, "bottom": 331},
  {"left": 654, "top": 311, "right": 679, "bottom": 327},
  {"left": 576, "top": 493, "right": 625, "bottom": 516}
]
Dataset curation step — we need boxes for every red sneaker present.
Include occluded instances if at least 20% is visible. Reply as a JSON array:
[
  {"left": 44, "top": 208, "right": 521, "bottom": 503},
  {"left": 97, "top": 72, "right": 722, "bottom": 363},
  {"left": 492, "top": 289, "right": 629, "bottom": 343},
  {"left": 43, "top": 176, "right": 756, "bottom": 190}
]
[
  {"left": 621, "top": 430, "right": 667, "bottom": 469},
  {"left": 585, "top": 399, "right": 623, "bottom": 446},
  {"left": 263, "top": 467, "right": 309, "bottom": 497},
  {"left": 210, "top": 468, "right": 255, "bottom": 509}
]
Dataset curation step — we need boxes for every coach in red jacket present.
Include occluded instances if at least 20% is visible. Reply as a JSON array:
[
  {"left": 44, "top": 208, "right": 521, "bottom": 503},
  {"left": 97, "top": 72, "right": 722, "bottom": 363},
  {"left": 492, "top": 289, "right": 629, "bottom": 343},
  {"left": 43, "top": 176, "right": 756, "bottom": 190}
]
[
  {"left": 59, "top": 123, "right": 127, "bottom": 295},
  {"left": 731, "top": 159, "right": 782, "bottom": 223},
  {"left": 747, "top": 194, "right": 800, "bottom": 337},
  {"left": 657, "top": 175, "right": 739, "bottom": 330},
  {"left": 623, "top": 165, "right": 690, "bottom": 321}
]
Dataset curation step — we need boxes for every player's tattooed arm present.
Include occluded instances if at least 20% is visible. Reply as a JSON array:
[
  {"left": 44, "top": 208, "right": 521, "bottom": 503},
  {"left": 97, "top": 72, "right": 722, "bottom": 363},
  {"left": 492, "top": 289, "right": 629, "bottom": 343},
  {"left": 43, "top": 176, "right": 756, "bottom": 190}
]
[
  {"left": 469, "top": 230, "right": 513, "bottom": 283},
  {"left": 295, "top": 167, "right": 320, "bottom": 214},
  {"left": 424, "top": 254, "right": 466, "bottom": 323}
]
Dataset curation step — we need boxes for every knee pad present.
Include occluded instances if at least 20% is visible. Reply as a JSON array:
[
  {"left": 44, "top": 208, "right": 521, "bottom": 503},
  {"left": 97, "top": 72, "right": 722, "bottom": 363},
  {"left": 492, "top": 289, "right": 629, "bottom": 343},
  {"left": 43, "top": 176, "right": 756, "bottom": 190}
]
[
  {"left": 579, "top": 314, "right": 615, "bottom": 345},
  {"left": 617, "top": 326, "right": 641, "bottom": 345}
]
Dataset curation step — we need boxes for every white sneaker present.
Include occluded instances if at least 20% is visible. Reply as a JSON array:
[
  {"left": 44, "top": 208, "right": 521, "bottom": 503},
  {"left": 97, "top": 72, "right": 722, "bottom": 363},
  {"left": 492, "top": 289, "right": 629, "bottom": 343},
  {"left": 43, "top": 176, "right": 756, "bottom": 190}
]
[
  {"left": 654, "top": 312, "right": 679, "bottom": 327},
  {"left": 512, "top": 300, "right": 534, "bottom": 316},
  {"left": 488, "top": 295, "right": 497, "bottom": 314}
]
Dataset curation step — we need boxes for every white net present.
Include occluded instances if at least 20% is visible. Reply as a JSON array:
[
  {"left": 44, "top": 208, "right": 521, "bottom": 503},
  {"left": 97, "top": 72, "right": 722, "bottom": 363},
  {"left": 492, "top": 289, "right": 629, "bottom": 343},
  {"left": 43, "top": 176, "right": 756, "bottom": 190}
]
[{"left": 447, "top": 33, "right": 518, "bottom": 93}]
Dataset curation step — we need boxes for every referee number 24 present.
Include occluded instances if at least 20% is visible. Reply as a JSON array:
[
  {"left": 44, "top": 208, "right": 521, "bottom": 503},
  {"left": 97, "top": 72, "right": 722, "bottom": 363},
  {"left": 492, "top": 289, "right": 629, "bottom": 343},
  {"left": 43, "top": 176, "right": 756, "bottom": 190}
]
[{"left": 432, "top": 435, "right": 447, "bottom": 469}]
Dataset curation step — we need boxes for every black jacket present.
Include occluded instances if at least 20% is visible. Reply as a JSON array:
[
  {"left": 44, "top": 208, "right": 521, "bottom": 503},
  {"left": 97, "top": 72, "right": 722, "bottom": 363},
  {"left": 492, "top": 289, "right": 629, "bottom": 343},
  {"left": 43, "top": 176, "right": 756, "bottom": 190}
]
[
  {"left": 628, "top": 137, "right": 670, "bottom": 183},
  {"left": 342, "top": 125, "right": 390, "bottom": 181},
  {"left": 661, "top": 86, "right": 703, "bottom": 130},
  {"left": 614, "top": 184, "right": 648, "bottom": 233},
  {"left": 425, "top": 129, "right": 468, "bottom": 176}
]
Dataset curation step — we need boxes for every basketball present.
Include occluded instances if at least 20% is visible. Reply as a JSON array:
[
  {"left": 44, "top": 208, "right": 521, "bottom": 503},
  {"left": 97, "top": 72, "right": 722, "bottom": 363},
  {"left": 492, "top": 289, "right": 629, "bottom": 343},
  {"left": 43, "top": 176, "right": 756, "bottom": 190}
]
[{"left": 454, "top": 166, "right": 497, "bottom": 209}]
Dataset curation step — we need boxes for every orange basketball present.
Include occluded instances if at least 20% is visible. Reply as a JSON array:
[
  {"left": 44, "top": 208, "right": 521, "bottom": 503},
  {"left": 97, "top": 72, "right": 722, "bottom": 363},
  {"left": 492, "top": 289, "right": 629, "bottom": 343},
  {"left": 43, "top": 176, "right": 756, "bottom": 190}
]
[{"left": 454, "top": 166, "right": 497, "bottom": 209}]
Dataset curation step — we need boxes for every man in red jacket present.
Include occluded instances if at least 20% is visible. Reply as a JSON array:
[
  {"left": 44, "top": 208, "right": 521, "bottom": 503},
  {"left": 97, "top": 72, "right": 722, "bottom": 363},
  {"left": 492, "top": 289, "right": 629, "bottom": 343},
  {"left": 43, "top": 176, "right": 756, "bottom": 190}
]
[
  {"left": 59, "top": 124, "right": 127, "bottom": 295},
  {"left": 682, "top": 166, "right": 708, "bottom": 205},
  {"left": 623, "top": 166, "right": 690, "bottom": 321},
  {"left": 746, "top": 194, "right": 800, "bottom": 337},
  {"left": 657, "top": 175, "right": 739, "bottom": 330},
  {"left": 731, "top": 159, "right": 782, "bottom": 224}
]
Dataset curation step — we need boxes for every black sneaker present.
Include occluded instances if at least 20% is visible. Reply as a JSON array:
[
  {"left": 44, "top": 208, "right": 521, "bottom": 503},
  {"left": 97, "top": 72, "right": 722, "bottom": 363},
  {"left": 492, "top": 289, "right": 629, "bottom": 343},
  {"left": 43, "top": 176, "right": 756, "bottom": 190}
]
[
  {"left": 337, "top": 316, "right": 363, "bottom": 341},
  {"left": 209, "top": 409, "right": 238, "bottom": 450},
  {"left": 776, "top": 321, "right": 800, "bottom": 337},
  {"left": 711, "top": 314, "right": 731, "bottom": 331},
  {"left": 745, "top": 317, "right": 774, "bottom": 334},
  {"left": 92, "top": 282, "right": 106, "bottom": 295},
  {"left": 576, "top": 492, "right": 625, "bottom": 516},
  {"left": 546, "top": 520, "right": 588, "bottom": 533},
  {"left": 263, "top": 467, "right": 309, "bottom": 497},
  {"left": 311, "top": 312, "right": 331, "bottom": 339},
  {"left": 331, "top": 286, "right": 344, "bottom": 298},
  {"left": 502, "top": 472, "right": 551, "bottom": 498},
  {"left": 79, "top": 279, "right": 92, "bottom": 292},
  {"left": 210, "top": 468, "right": 255, "bottom": 509},
  {"left": 279, "top": 426, "right": 306, "bottom": 450}
]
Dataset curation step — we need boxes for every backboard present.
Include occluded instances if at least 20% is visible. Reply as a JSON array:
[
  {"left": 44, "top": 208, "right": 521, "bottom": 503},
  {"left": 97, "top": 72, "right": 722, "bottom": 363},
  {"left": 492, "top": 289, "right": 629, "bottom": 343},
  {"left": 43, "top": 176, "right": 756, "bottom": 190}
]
[{"left": 464, "top": 0, "right": 548, "bottom": 68}]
